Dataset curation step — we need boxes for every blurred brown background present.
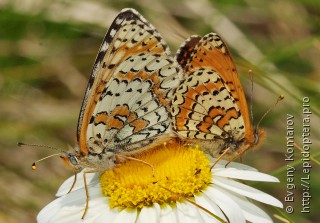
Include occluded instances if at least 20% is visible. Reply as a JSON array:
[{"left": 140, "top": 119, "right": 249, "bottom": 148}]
[{"left": 0, "top": 0, "right": 319, "bottom": 222}]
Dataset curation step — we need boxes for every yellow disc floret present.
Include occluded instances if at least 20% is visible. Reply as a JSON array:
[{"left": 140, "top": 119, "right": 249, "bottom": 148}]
[{"left": 99, "top": 141, "right": 211, "bottom": 209}]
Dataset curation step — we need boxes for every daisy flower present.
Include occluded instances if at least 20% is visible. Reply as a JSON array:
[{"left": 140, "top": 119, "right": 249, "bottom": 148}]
[{"left": 37, "top": 141, "right": 283, "bottom": 223}]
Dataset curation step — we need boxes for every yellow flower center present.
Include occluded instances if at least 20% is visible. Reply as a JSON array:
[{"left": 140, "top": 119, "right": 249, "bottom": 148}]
[{"left": 99, "top": 141, "right": 212, "bottom": 209}]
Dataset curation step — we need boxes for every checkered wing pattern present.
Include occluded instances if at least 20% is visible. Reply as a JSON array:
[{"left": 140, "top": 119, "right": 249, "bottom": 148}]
[
  {"left": 172, "top": 33, "right": 259, "bottom": 155},
  {"left": 77, "top": 9, "right": 180, "bottom": 160}
]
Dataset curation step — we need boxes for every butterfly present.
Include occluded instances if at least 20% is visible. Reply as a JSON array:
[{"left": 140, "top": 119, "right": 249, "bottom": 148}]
[
  {"left": 23, "top": 8, "right": 183, "bottom": 219},
  {"left": 171, "top": 33, "right": 264, "bottom": 157},
  {"left": 57, "top": 8, "right": 180, "bottom": 180}
]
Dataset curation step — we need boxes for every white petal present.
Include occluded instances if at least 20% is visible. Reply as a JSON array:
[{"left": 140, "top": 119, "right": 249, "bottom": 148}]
[
  {"left": 51, "top": 210, "right": 88, "bottom": 223},
  {"left": 55, "top": 175, "right": 75, "bottom": 196},
  {"left": 113, "top": 209, "right": 138, "bottom": 223},
  {"left": 176, "top": 202, "right": 203, "bottom": 223},
  {"left": 38, "top": 188, "right": 90, "bottom": 222},
  {"left": 212, "top": 168, "right": 279, "bottom": 182},
  {"left": 217, "top": 188, "right": 273, "bottom": 223},
  {"left": 213, "top": 177, "right": 283, "bottom": 208},
  {"left": 48, "top": 204, "right": 87, "bottom": 223},
  {"left": 56, "top": 186, "right": 103, "bottom": 222},
  {"left": 194, "top": 195, "right": 226, "bottom": 223},
  {"left": 83, "top": 197, "right": 109, "bottom": 222},
  {"left": 204, "top": 187, "right": 246, "bottom": 223},
  {"left": 159, "top": 205, "right": 178, "bottom": 223},
  {"left": 137, "top": 204, "right": 160, "bottom": 223},
  {"left": 37, "top": 196, "right": 63, "bottom": 223},
  {"left": 209, "top": 158, "right": 257, "bottom": 171},
  {"left": 38, "top": 184, "right": 103, "bottom": 223},
  {"left": 56, "top": 171, "right": 99, "bottom": 196},
  {"left": 94, "top": 206, "right": 118, "bottom": 223}
]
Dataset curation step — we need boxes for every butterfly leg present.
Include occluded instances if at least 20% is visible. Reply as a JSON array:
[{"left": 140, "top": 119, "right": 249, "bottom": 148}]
[
  {"left": 82, "top": 169, "right": 98, "bottom": 219},
  {"left": 225, "top": 144, "right": 250, "bottom": 167},
  {"left": 117, "top": 154, "right": 155, "bottom": 176},
  {"left": 225, "top": 155, "right": 238, "bottom": 167},
  {"left": 158, "top": 185, "right": 227, "bottom": 223},
  {"left": 210, "top": 147, "right": 231, "bottom": 172},
  {"left": 67, "top": 171, "right": 78, "bottom": 194}
]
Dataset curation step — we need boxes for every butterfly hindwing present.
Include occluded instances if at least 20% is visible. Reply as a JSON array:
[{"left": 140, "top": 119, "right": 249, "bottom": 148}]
[
  {"left": 77, "top": 8, "right": 180, "bottom": 160},
  {"left": 172, "top": 33, "right": 255, "bottom": 155}
]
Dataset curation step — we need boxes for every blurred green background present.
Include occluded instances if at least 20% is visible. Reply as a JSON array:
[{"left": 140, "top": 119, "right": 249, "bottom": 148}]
[{"left": 0, "top": 0, "right": 319, "bottom": 222}]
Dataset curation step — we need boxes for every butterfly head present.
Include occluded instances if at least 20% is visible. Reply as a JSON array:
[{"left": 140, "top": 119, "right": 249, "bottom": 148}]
[
  {"left": 18, "top": 142, "right": 83, "bottom": 171},
  {"left": 59, "top": 151, "right": 83, "bottom": 171}
]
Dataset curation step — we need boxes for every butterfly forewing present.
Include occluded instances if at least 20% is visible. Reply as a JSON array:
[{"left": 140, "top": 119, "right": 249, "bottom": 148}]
[
  {"left": 176, "top": 35, "right": 202, "bottom": 69},
  {"left": 77, "top": 8, "right": 180, "bottom": 166},
  {"left": 172, "top": 33, "right": 256, "bottom": 155}
]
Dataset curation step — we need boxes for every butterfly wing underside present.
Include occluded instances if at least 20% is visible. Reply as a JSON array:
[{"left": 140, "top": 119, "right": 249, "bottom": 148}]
[
  {"left": 77, "top": 8, "right": 180, "bottom": 158},
  {"left": 172, "top": 33, "right": 254, "bottom": 153}
]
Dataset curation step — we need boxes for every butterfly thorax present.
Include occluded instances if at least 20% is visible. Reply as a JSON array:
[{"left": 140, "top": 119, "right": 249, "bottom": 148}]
[
  {"left": 221, "top": 133, "right": 245, "bottom": 153},
  {"left": 62, "top": 143, "right": 117, "bottom": 171},
  {"left": 79, "top": 151, "right": 117, "bottom": 171}
]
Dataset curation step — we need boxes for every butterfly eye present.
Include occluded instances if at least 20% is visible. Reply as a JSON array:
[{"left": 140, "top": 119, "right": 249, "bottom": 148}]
[
  {"left": 254, "top": 130, "right": 259, "bottom": 144},
  {"left": 68, "top": 154, "right": 79, "bottom": 165}
]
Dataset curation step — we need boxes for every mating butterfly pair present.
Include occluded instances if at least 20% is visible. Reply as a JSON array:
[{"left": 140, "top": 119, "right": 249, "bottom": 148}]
[{"left": 61, "top": 8, "right": 262, "bottom": 173}]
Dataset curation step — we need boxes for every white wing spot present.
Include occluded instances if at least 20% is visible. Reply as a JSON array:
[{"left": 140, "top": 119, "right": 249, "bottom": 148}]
[
  {"left": 110, "top": 29, "right": 117, "bottom": 38},
  {"left": 101, "top": 41, "right": 108, "bottom": 52}
]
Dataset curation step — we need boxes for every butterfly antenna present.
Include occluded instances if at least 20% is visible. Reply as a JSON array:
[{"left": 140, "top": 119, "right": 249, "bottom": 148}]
[
  {"left": 248, "top": 70, "right": 254, "bottom": 125},
  {"left": 18, "top": 142, "right": 66, "bottom": 170},
  {"left": 256, "top": 94, "right": 285, "bottom": 130},
  {"left": 31, "top": 153, "right": 65, "bottom": 170},
  {"left": 18, "top": 142, "right": 64, "bottom": 152}
]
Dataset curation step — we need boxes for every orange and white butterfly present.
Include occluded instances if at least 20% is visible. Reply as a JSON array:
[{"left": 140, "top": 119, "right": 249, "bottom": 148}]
[
  {"left": 171, "top": 33, "right": 264, "bottom": 157},
  {"left": 60, "top": 8, "right": 180, "bottom": 172}
]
